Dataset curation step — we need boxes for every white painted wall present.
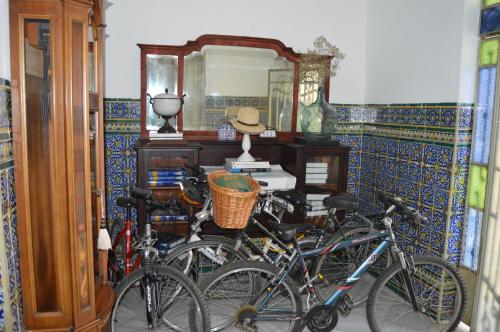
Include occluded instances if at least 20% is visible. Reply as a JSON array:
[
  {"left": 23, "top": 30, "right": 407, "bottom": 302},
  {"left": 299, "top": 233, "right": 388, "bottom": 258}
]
[
  {"left": 104, "top": 0, "right": 368, "bottom": 103},
  {"left": 0, "top": 0, "right": 10, "bottom": 80},
  {"left": 365, "top": 0, "right": 480, "bottom": 104}
]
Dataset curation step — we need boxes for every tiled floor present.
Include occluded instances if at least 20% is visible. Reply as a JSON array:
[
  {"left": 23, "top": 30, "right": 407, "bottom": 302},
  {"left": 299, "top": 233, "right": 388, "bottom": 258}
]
[{"left": 329, "top": 304, "right": 470, "bottom": 332}]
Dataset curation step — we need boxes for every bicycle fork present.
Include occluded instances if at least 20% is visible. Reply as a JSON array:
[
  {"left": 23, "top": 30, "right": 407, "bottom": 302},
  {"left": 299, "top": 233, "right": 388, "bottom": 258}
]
[{"left": 395, "top": 249, "right": 421, "bottom": 312}]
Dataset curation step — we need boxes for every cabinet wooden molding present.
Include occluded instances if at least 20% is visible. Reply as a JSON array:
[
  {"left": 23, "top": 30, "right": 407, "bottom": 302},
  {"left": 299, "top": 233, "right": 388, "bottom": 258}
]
[{"left": 9, "top": 0, "right": 113, "bottom": 330}]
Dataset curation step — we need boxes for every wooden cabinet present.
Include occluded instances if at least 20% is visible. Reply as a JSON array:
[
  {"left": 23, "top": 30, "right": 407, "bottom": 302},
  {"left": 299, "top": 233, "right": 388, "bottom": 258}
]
[
  {"left": 136, "top": 141, "right": 202, "bottom": 234},
  {"left": 9, "top": 1, "right": 112, "bottom": 330},
  {"left": 282, "top": 143, "right": 350, "bottom": 194},
  {"left": 281, "top": 143, "right": 350, "bottom": 224},
  {"left": 136, "top": 140, "right": 349, "bottom": 232}
]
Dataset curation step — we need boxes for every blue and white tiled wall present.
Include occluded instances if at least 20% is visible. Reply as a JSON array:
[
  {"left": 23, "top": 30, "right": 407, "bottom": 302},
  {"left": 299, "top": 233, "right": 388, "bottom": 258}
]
[
  {"left": 0, "top": 78, "right": 24, "bottom": 332},
  {"left": 104, "top": 99, "right": 141, "bottom": 225},
  {"left": 103, "top": 99, "right": 473, "bottom": 265},
  {"left": 332, "top": 103, "right": 473, "bottom": 264}
]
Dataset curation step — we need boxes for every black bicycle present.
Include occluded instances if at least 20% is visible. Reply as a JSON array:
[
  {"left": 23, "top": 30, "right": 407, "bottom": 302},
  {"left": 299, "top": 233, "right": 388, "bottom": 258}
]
[
  {"left": 110, "top": 187, "right": 211, "bottom": 332},
  {"left": 198, "top": 191, "right": 466, "bottom": 332}
]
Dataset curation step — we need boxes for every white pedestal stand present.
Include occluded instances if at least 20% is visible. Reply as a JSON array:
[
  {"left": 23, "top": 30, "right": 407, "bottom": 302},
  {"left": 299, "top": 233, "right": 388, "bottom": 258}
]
[{"left": 237, "top": 133, "right": 256, "bottom": 162}]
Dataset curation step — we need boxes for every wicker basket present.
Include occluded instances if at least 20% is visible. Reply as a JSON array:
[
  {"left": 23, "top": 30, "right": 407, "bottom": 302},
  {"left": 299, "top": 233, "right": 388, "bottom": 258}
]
[{"left": 208, "top": 171, "right": 260, "bottom": 229}]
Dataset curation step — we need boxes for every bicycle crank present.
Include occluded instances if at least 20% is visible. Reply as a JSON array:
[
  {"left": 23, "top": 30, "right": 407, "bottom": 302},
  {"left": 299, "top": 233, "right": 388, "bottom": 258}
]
[
  {"left": 305, "top": 305, "right": 338, "bottom": 332},
  {"left": 235, "top": 305, "right": 258, "bottom": 332}
]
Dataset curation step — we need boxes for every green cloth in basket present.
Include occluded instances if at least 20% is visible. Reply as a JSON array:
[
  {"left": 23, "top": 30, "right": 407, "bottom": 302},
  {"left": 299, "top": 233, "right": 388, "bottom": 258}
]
[{"left": 214, "top": 174, "right": 253, "bottom": 192}]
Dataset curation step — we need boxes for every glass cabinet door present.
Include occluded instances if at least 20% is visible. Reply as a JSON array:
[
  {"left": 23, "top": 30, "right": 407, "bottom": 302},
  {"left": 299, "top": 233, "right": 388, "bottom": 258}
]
[{"left": 23, "top": 16, "right": 60, "bottom": 313}]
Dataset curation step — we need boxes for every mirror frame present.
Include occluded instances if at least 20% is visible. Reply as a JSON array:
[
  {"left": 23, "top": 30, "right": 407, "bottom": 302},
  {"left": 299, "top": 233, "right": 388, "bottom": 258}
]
[{"left": 138, "top": 34, "right": 331, "bottom": 141}]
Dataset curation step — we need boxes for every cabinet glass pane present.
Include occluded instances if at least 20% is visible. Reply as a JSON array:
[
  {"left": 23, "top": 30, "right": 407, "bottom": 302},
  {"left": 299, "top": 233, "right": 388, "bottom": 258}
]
[
  {"left": 146, "top": 54, "right": 178, "bottom": 131},
  {"left": 467, "top": 164, "right": 488, "bottom": 210},
  {"left": 480, "top": 5, "right": 500, "bottom": 35},
  {"left": 472, "top": 67, "right": 496, "bottom": 164},
  {"left": 88, "top": 25, "right": 96, "bottom": 92},
  {"left": 71, "top": 21, "right": 90, "bottom": 307},
  {"left": 479, "top": 38, "right": 499, "bottom": 65},
  {"left": 23, "top": 17, "right": 58, "bottom": 312}
]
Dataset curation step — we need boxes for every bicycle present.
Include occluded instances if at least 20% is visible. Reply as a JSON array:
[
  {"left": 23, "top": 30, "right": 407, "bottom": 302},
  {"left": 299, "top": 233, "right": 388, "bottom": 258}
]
[
  {"left": 167, "top": 183, "right": 389, "bottom": 307},
  {"left": 108, "top": 187, "right": 184, "bottom": 284},
  {"left": 110, "top": 186, "right": 211, "bottom": 331},
  {"left": 198, "top": 191, "right": 466, "bottom": 332}
]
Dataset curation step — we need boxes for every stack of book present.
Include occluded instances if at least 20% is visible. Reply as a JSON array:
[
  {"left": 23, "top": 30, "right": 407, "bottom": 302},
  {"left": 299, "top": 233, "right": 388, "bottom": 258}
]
[
  {"left": 149, "top": 131, "right": 183, "bottom": 141},
  {"left": 150, "top": 213, "right": 189, "bottom": 222},
  {"left": 148, "top": 168, "right": 186, "bottom": 188},
  {"left": 305, "top": 191, "right": 330, "bottom": 217},
  {"left": 225, "top": 158, "right": 271, "bottom": 173},
  {"left": 305, "top": 162, "right": 328, "bottom": 184}
]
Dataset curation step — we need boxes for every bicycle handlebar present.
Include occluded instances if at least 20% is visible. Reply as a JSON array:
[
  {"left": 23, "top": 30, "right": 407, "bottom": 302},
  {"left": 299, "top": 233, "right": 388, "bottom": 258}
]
[
  {"left": 377, "top": 191, "right": 425, "bottom": 226},
  {"left": 131, "top": 186, "right": 153, "bottom": 200}
]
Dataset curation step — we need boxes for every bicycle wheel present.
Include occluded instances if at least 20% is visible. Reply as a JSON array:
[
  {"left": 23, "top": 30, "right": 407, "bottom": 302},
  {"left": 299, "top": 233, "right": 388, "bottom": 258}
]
[
  {"left": 199, "top": 261, "right": 302, "bottom": 332},
  {"left": 163, "top": 239, "right": 251, "bottom": 284},
  {"left": 367, "top": 255, "right": 466, "bottom": 332},
  {"left": 312, "top": 227, "right": 390, "bottom": 306},
  {"left": 111, "top": 265, "right": 210, "bottom": 332}
]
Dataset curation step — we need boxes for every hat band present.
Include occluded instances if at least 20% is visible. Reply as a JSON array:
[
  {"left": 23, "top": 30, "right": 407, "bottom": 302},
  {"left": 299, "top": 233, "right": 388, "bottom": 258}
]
[{"left": 237, "top": 119, "right": 259, "bottom": 126}]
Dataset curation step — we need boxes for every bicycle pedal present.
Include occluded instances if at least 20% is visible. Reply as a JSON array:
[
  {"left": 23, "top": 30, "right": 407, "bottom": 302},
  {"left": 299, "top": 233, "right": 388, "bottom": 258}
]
[{"left": 338, "top": 294, "right": 353, "bottom": 317}]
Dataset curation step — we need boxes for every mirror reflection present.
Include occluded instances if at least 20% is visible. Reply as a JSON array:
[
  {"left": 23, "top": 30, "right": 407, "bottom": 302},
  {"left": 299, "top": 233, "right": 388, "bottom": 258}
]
[
  {"left": 182, "top": 45, "right": 294, "bottom": 131},
  {"left": 146, "top": 54, "right": 178, "bottom": 130}
]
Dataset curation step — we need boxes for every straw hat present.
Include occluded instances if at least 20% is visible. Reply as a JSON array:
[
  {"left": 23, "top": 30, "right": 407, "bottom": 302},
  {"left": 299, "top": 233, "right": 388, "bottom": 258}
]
[{"left": 229, "top": 107, "right": 266, "bottom": 135}]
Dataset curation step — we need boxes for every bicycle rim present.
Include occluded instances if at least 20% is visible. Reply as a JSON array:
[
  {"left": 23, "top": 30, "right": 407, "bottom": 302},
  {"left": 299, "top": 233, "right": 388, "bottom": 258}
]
[
  {"left": 163, "top": 240, "right": 248, "bottom": 284},
  {"left": 111, "top": 266, "right": 210, "bottom": 332},
  {"left": 367, "top": 256, "right": 465, "bottom": 332},
  {"left": 200, "top": 261, "right": 301, "bottom": 332}
]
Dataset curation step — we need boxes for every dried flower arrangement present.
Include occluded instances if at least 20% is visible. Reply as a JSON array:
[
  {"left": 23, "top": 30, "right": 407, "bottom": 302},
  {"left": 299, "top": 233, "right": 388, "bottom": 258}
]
[{"left": 299, "top": 36, "right": 345, "bottom": 85}]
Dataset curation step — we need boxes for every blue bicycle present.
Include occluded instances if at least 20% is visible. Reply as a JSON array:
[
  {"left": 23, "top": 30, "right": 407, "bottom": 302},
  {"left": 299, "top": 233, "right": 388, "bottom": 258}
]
[{"left": 199, "top": 191, "right": 466, "bottom": 332}]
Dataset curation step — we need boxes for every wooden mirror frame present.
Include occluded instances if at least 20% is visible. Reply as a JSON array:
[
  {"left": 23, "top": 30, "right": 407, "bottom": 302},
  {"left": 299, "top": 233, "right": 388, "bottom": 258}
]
[{"left": 138, "top": 35, "right": 331, "bottom": 141}]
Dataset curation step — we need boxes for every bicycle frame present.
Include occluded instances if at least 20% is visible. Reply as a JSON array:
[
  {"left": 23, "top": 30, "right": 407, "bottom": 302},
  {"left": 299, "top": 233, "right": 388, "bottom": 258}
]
[
  {"left": 255, "top": 228, "right": 395, "bottom": 319},
  {"left": 112, "top": 204, "right": 142, "bottom": 277}
]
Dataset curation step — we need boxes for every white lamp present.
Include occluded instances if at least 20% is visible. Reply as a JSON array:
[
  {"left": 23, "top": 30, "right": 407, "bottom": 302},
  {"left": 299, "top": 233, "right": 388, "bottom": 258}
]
[{"left": 229, "top": 107, "right": 266, "bottom": 162}]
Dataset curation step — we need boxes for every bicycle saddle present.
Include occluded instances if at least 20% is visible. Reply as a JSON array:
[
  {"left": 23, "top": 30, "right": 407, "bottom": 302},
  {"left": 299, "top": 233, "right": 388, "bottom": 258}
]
[
  {"left": 323, "top": 192, "right": 358, "bottom": 212},
  {"left": 116, "top": 197, "right": 137, "bottom": 208},
  {"left": 269, "top": 223, "right": 315, "bottom": 243},
  {"left": 273, "top": 190, "right": 306, "bottom": 206}
]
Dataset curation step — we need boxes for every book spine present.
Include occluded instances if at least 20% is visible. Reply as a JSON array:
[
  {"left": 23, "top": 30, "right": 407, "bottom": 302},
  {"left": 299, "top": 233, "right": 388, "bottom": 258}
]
[
  {"left": 306, "top": 179, "right": 328, "bottom": 184},
  {"left": 150, "top": 215, "right": 189, "bottom": 222},
  {"left": 149, "top": 171, "right": 186, "bottom": 177},
  {"left": 228, "top": 167, "right": 271, "bottom": 173},
  {"left": 305, "top": 210, "right": 328, "bottom": 217},
  {"left": 305, "top": 173, "right": 329, "bottom": 180},
  {"left": 306, "top": 200, "right": 325, "bottom": 206},
  {"left": 306, "top": 194, "right": 330, "bottom": 200},
  {"left": 306, "top": 162, "right": 328, "bottom": 168},
  {"left": 149, "top": 176, "right": 185, "bottom": 181},
  {"left": 305, "top": 168, "right": 328, "bottom": 174},
  {"left": 149, "top": 181, "right": 180, "bottom": 187}
]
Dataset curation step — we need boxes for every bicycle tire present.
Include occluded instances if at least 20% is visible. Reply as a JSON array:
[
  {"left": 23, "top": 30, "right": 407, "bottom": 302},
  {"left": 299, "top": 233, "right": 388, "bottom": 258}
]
[
  {"left": 162, "top": 239, "right": 251, "bottom": 284},
  {"left": 111, "top": 265, "right": 211, "bottom": 332},
  {"left": 366, "top": 255, "right": 466, "bottom": 332},
  {"left": 312, "top": 226, "right": 390, "bottom": 306},
  {"left": 199, "top": 260, "right": 302, "bottom": 332}
]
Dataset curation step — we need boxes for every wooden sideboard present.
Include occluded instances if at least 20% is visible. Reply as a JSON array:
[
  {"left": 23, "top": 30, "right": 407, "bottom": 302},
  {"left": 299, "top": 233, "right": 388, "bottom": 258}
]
[{"left": 136, "top": 139, "right": 350, "bottom": 234}]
